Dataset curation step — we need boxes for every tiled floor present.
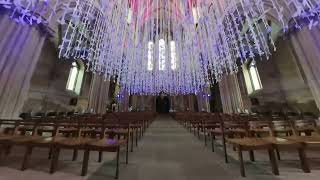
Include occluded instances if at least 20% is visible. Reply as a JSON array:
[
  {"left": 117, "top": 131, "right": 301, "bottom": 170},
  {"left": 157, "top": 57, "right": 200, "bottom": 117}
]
[{"left": 0, "top": 115, "right": 319, "bottom": 180}]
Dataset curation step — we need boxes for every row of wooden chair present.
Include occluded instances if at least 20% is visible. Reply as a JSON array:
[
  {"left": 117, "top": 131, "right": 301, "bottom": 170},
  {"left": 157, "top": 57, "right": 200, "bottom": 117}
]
[
  {"left": 0, "top": 112, "right": 156, "bottom": 179},
  {"left": 175, "top": 112, "right": 320, "bottom": 177}
]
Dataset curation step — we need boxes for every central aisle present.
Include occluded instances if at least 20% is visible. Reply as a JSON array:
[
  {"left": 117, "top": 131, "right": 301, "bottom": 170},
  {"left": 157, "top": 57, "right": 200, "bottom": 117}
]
[{"left": 114, "top": 115, "right": 240, "bottom": 180}]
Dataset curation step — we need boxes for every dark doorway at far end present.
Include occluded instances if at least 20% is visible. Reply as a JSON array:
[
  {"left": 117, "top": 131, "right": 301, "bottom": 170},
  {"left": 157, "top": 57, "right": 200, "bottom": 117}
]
[{"left": 156, "top": 96, "right": 170, "bottom": 113}]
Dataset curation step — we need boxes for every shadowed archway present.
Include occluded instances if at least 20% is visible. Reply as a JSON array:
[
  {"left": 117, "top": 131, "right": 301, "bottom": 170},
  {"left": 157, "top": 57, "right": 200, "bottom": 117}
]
[{"left": 156, "top": 96, "right": 170, "bottom": 113}]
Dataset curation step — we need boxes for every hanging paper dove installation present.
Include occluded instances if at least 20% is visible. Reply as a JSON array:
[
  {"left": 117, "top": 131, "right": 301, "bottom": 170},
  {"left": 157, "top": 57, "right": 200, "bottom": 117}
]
[{"left": 1, "top": 0, "right": 320, "bottom": 95}]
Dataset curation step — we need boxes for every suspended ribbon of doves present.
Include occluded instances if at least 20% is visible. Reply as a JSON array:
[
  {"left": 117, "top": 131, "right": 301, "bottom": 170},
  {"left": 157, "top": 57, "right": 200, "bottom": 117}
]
[{"left": 1, "top": 0, "right": 320, "bottom": 95}]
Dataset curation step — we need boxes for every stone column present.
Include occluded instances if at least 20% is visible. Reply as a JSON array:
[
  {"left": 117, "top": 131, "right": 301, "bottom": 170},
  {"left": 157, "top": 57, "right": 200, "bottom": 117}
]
[
  {"left": 196, "top": 92, "right": 204, "bottom": 111},
  {"left": 196, "top": 89, "right": 211, "bottom": 112},
  {"left": 0, "top": 15, "right": 46, "bottom": 119},
  {"left": 188, "top": 95, "right": 194, "bottom": 111},
  {"left": 118, "top": 90, "right": 129, "bottom": 112},
  {"left": 219, "top": 74, "right": 244, "bottom": 114},
  {"left": 197, "top": 88, "right": 211, "bottom": 112},
  {"left": 289, "top": 27, "right": 320, "bottom": 110},
  {"left": 131, "top": 95, "right": 138, "bottom": 110},
  {"left": 88, "top": 75, "right": 110, "bottom": 114}
]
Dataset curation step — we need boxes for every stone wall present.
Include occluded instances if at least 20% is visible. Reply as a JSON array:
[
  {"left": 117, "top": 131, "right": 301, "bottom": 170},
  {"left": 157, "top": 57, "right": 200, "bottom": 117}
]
[
  {"left": 22, "top": 39, "right": 92, "bottom": 114},
  {"left": 241, "top": 38, "right": 318, "bottom": 114},
  {"left": 128, "top": 94, "right": 201, "bottom": 112}
]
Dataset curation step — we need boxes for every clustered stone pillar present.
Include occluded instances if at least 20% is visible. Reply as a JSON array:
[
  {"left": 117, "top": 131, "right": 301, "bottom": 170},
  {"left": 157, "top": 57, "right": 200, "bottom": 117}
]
[
  {"left": 289, "top": 27, "right": 320, "bottom": 111},
  {"left": 219, "top": 74, "right": 244, "bottom": 114},
  {"left": 188, "top": 95, "right": 195, "bottom": 111},
  {"left": 130, "top": 95, "right": 138, "bottom": 110},
  {"left": 118, "top": 91, "right": 129, "bottom": 112},
  {"left": 0, "top": 15, "right": 46, "bottom": 119},
  {"left": 88, "top": 75, "right": 110, "bottom": 114},
  {"left": 196, "top": 89, "right": 210, "bottom": 112}
]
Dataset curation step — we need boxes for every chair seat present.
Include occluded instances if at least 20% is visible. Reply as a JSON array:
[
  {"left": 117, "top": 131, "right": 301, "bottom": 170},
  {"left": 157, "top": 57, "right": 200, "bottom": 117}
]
[
  {"left": 209, "top": 129, "right": 245, "bottom": 135},
  {"left": 274, "top": 128, "right": 292, "bottom": 133},
  {"left": 229, "top": 129, "right": 246, "bottom": 134},
  {"left": 54, "top": 137, "right": 94, "bottom": 146},
  {"left": 284, "top": 136, "right": 320, "bottom": 144},
  {"left": 131, "top": 125, "right": 142, "bottom": 128},
  {"left": 9, "top": 136, "right": 45, "bottom": 143},
  {"left": 203, "top": 124, "right": 219, "bottom": 129},
  {"left": 262, "top": 137, "right": 302, "bottom": 147},
  {"left": 250, "top": 128, "right": 270, "bottom": 133},
  {"left": 81, "top": 129, "right": 96, "bottom": 132},
  {"left": 296, "top": 127, "right": 314, "bottom": 132},
  {"left": 59, "top": 128, "right": 78, "bottom": 133},
  {"left": 226, "top": 137, "right": 272, "bottom": 149},
  {"left": 0, "top": 135, "right": 44, "bottom": 144},
  {"left": 30, "top": 137, "right": 56, "bottom": 145},
  {"left": 87, "top": 138, "right": 126, "bottom": 148},
  {"left": 37, "top": 127, "right": 55, "bottom": 133},
  {"left": 105, "top": 129, "right": 128, "bottom": 135},
  {"left": 209, "top": 129, "right": 223, "bottom": 134},
  {"left": 0, "top": 135, "right": 15, "bottom": 141}
]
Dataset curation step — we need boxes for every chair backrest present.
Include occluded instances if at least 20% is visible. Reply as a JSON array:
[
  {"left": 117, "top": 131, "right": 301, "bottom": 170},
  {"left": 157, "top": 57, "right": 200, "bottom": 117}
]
[
  {"left": 14, "top": 119, "right": 40, "bottom": 136},
  {"left": 272, "top": 120, "right": 291, "bottom": 130},
  {"left": 247, "top": 115, "right": 273, "bottom": 137},
  {"left": 302, "top": 112, "right": 316, "bottom": 120},
  {"left": 33, "top": 120, "right": 57, "bottom": 137},
  {"left": 289, "top": 119, "right": 320, "bottom": 136},
  {"left": 202, "top": 113, "right": 220, "bottom": 129},
  {"left": 0, "top": 119, "right": 19, "bottom": 134},
  {"left": 294, "top": 119, "right": 314, "bottom": 128}
]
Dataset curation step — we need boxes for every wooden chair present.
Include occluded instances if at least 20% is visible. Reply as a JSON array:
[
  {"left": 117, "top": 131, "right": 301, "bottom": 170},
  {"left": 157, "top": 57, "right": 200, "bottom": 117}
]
[
  {"left": 81, "top": 127, "right": 127, "bottom": 179},
  {"left": 49, "top": 119, "right": 95, "bottom": 173},
  {"left": 216, "top": 115, "right": 280, "bottom": 177},
  {"left": 283, "top": 118, "right": 320, "bottom": 170},
  {"left": 103, "top": 120, "right": 130, "bottom": 164},
  {"left": 294, "top": 119, "right": 316, "bottom": 136},
  {"left": 209, "top": 114, "right": 248, "bottom": 163},
  {"left": 271, "top": 119, "right": 293, "bottom": 136},
  {"left": 0, "top": 119, "right": 17, "bottom": 135},
  {"left": 202, "top": 115, "right": 220, "bottom": 146},
  {"left": 115, "top": 113, "right": 141, "bottom": 150},
  {"left": 226, "top": 137, "right": 279, "bottom": 177},
  {"left": 249, "top": 119, "right": 271, "bottom": 137},
  {"left": 17, "top": 118, "right": 90, "bottom": 173},
  {"left": 0, "top": 112, "right": 147, "bottom": 177},
  {"left": 194, "top": 113, "right": 212, "bottom": 140},
  {"left": 0, "top": 120, "right": 19, "bottom": 157},
  {"left": 19, "top": 117, "right": 125, "bottom": 176},
  {"left": 0, "top": 120, "right": 52, "bottom": 169},
  {"left": 106, "top": 113, "right": 135, "bottom": 152},
  {"left": 19, "top": 121, "right": 59, "bottom": 171},
  {"left": 256, "top": 120, "right": 310, "bottom": 173}
]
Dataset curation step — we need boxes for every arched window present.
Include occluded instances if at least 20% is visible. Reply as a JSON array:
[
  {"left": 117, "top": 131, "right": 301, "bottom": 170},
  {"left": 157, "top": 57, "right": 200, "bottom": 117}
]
[
  {"left": 66, "top": 61, "right": 84, "bottom": 94},
  {"left": 170, "top": 41, "right": 177, "bottom": 70},
  {"left": 146, "top": 39, "right": 177, "bottom": 71},
  {"left": 249, "top": 61, "right": 262, "bottom": 91},
  {"left": 242, "top": 61, "right": 262, "bottom": 94},
  {"left": 159, "top": 39, "right": 166, "bottom": 70},
  {"left": 147, "top": 41, "right": 154, "bottom": 71}
]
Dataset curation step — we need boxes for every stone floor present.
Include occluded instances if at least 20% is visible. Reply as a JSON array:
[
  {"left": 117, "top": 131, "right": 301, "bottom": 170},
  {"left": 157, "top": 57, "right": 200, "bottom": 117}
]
[{"left": 0, "top": 115, "right": 319, "bottom": 180}]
